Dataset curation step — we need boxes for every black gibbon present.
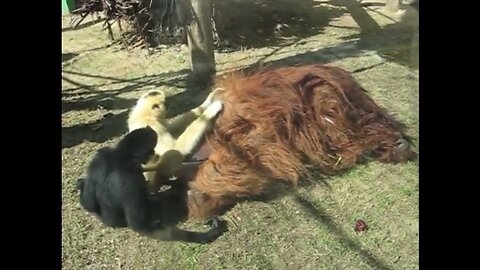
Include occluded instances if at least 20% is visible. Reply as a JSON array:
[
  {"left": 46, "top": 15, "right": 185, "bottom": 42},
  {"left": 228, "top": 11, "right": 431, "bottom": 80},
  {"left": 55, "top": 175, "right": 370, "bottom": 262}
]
[{"left": 77, "top": 126, "right": 227, "bottom": 244}]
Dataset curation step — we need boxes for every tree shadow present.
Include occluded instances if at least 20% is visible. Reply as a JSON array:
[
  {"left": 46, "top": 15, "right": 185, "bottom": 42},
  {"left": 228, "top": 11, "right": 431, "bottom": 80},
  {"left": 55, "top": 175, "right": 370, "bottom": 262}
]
[
  {"left": 223, "top": 161, "right": 377, "bottom": 211},
  {"left": 216, "top": 0, "right": 418, "bottom": 72},
  {"left": 212, "top": 0, "right": 346, "bottom": 50},
  {"left": 64, "top": 45, "right": 113, "bottom": 57},
  {"left": 62, "top": 69, "right": 191, "bottom": 112},
  {"left": 294, "top": 194, "right": 394, "bottom": 269},
  {"left": 217, "top": 39, "right": 370, "bottom": 77},
  {"left": 62, "top": 111, "right": 130, "bottom": 149},
  {"left": 62, "top": 53, "right": 79, "bottom": 62},
  {"left": 62, "top": 94, "right": 136, "bottom": 114},
  {"left": 61, "top": 67, "right": 226, "bottom": 148},
  {"left": 62, "top": 16, "right": 104, "bottom": 32},
  {"left": 329, "top": 0, "right": 419, "bottom": 69},
  {"left": 61, "top": 69, "right": 191, "bottom": 148}
]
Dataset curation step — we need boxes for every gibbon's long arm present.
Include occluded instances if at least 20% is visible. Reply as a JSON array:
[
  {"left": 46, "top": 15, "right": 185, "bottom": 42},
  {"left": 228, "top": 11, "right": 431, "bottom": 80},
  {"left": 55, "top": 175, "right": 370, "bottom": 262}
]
[
  {"left": 140, "top": 218, "right": 228, "bottom": 244},
  {"left": 174, "top": 100, "right": 223, "bottom": 156},
  {"left": 120, "top": 191, "right": 212, "bottom": 243},
  {"left": 141, "top": 149, "right": 184, "bottom": 173},
  {"left": 167, "top": 88, "right": 225, "bottom": 136},
  {"left": 166, "top": 110, "right": 205, "bottom": 137},
  {"left": 142, "top": 100, "right": 223, "bottom": 173}
]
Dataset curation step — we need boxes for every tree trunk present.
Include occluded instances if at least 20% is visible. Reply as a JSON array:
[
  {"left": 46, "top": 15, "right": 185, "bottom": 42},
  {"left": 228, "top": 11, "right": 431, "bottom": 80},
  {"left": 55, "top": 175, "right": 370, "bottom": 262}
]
[
  {"left": 187, "top": 0, "right": 215, "bottom": 81},
  {"left": 385, "top": 0, "right": 401, "bottom": 12}
]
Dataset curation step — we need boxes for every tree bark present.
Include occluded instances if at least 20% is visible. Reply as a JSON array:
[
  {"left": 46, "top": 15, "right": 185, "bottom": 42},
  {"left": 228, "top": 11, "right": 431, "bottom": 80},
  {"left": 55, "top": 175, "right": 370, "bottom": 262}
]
[{"left": 187, "top": 0, "right": 215, "bottom": 80}]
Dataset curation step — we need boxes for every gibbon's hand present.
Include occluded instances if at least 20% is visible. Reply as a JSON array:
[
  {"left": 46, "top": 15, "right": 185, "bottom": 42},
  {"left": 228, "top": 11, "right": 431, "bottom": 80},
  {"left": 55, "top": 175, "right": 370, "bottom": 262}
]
[
  {"left": 203, "top": 217, "right": 228, "bottom": 241},
  {"left": 200, "top": 88, "right": 225, "bottom": 111},
  {"left": 203, "top": 100, "right": 224, "bottom": 119},
  {"left": 211, "top": 88, "right": 226, "bottom": 102}
]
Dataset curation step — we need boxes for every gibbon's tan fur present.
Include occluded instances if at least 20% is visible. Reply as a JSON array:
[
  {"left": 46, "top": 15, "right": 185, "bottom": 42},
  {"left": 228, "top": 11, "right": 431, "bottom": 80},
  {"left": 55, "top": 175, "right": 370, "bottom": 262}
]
[{"left": 127, "top": 89, "right": 224, "bottom": 190}]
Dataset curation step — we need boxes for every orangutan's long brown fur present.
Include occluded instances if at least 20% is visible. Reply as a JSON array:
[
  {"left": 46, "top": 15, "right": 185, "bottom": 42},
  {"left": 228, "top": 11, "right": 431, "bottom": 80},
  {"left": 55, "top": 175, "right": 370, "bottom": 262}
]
[{"left": 183, "top": 64, "right": 417, "bottom": 219}]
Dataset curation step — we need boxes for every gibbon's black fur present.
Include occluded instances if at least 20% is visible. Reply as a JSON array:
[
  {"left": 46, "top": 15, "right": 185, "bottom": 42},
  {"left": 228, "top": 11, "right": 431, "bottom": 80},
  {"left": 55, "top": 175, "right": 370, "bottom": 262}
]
[{"left": 76, "top": 126, "right": 227, "bottom": 243}]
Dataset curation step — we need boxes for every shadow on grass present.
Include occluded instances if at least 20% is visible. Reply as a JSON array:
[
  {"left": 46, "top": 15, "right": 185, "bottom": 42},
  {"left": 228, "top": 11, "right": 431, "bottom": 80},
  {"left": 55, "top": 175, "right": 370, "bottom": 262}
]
[
  {"left": 62, "top": 111, "right": 130, "bottom": 149},
  {"left": 327, "top": 0, "right": 419, "bottom": 69},
  {"left": 213, "top": 0, "right": 346, "bottom": 50},
  {"left": 62, "top": 17, "right": 104, "bottom": 32},
  {"left": 61, "top": 67, "right": 225, "bottom": 148},
  {"left": 295, "top": 194, "right": 394, "bottom": 270},
  {"left": 62, "top": 53, "right": 79, "bottom": 62},
  {"left": 62, "top": 69, "right": 194, "bottom": 148},
  {"left": 218, "top": 0, "right": 418, "bottom": 73}
]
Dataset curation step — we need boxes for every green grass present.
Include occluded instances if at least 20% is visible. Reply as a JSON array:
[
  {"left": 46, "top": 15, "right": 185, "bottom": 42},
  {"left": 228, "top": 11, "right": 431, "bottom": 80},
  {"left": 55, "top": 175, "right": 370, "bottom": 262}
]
[{"left": 62, "top": 3, "right": 418, "bottom": 269}]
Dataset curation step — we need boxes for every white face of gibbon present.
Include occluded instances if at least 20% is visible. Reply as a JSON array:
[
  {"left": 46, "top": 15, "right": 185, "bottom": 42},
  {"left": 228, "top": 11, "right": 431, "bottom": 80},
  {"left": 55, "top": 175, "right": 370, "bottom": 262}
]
[{"left": 136, "top": 90, "right": 167, "bottom": 119}]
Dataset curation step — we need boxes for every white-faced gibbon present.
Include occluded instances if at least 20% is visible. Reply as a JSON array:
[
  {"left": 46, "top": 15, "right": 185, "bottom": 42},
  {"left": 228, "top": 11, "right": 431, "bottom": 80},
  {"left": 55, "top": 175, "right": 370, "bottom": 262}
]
[
  {"left": 77, "top": 126, "right": 228, "bottom": 243},
  {"left": 127, "top": 88, "right": 224, "bottom": 191}
]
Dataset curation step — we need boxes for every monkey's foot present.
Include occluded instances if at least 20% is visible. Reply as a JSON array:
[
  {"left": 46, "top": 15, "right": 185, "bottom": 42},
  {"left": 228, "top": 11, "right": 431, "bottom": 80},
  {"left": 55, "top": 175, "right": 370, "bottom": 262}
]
[
  {"left": 200, "top": 88, "right": 224, "bottom": 111},
  {"left": 204, "top": 100, "right": 224, "bottom": 119},
  {"left": 203, "top": 216, "right": 228, "bottom": 242}
]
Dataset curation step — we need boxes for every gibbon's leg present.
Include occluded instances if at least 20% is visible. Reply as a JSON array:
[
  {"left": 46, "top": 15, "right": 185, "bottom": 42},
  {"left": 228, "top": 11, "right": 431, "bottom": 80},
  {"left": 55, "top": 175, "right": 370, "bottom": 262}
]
[
  {"left": 142, "top": 91, "right": 223, "bottom": 178},
  {"left": 142, "top": 99, "right": 222, "bottom": 188},
  {"left": 142, "top": 150, "right": 184, "bottom": 172},
  {"left": 143, "top": 155, "right": 162, "bottom": 192},
  {"left": 174, "top": 100, "right": 223, "bottom": 156},
  {"left": 142, "top": 150, "right": 184, "bottom": 193},
  {"left": 143, "top": 154, "right": 162, "bottom": 184},
  {"left": 167, "top": 111, "right": 204, "bottom": 137},
  {"left": 167, "top": 88, "right": 224, "bottom": 136},
  {"left": 143, "top": 150, "right": 185, "bottom": 193},
  {"left": 142, "top": 217, "right": 228, "bottom": 244}
]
